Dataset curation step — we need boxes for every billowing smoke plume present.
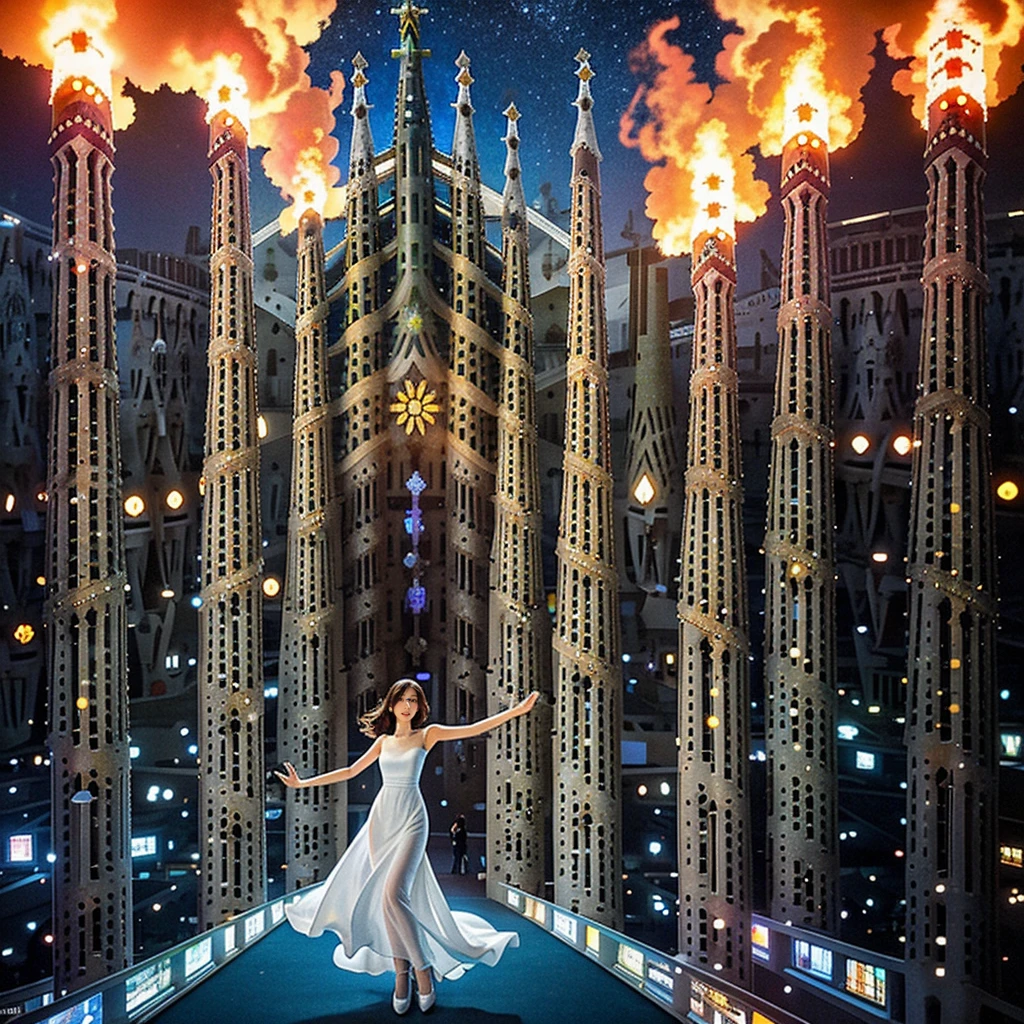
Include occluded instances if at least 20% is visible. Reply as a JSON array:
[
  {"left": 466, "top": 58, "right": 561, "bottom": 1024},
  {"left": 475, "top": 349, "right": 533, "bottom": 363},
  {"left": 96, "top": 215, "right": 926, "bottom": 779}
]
[
  {"left": 621, "top": 0, "right": 1024, "bottom": 256},
  {"left": 0, "top": 0, "right": 346, "bottom": 231}
]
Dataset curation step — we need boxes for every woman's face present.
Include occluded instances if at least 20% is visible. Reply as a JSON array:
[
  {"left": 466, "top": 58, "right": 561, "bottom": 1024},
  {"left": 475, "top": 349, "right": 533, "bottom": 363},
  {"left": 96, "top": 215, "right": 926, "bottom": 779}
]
[{"left": 392, "top": 687, "right": 420, "bottom": 724}]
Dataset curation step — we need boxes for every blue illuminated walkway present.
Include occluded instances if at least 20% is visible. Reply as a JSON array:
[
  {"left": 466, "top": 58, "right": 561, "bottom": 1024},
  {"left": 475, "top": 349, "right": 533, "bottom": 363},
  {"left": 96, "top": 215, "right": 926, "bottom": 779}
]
[{"left": 151, "top": 893, "right": 674, "bottom": 1024}]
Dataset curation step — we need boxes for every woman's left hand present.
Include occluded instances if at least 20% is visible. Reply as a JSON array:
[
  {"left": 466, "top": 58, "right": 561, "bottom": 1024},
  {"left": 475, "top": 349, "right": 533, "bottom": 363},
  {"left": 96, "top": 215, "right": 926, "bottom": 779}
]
[{"left": 514, "top": 691, "right": 540, "bottom": 716}]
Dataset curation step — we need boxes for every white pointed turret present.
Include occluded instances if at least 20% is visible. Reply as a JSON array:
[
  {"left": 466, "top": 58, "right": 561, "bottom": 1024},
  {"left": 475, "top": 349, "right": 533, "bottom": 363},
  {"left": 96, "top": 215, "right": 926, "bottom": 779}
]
[
  {"left": 451, "top": 51, "right": 479, "bottom": 179},
  {"left": 502, "top": 103, "right": 527, "bottom": 218},
  {"left": 570, "top": 48, "right": 602, "bottom": 160},
  {"left": 348, "top": 53, "right": 375, "bottom": 181}
]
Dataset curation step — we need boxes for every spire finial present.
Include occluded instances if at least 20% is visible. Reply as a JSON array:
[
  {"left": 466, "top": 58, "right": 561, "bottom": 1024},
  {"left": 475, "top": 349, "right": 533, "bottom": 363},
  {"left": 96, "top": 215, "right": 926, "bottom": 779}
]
[
  {"left": 351, "top": 52, "right": 369, "bottom": 89},
  {"left": 504, "top": 102, "right": 520, "bottom": 122},
  {"left": 570, "top": 48, "right": 602, "bottom": 160},
  {"left": 391, "top": 0, "right": 429, "bottom": 53},
  {"left": 455, "top": 50, "right": 474, "bottom": 88}
]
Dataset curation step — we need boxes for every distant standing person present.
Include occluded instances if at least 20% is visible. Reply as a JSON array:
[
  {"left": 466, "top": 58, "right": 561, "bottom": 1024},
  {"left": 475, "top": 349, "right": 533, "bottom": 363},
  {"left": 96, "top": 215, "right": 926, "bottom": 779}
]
[{"left": 450, "top": 814, "right": 467, "bottom": 874}]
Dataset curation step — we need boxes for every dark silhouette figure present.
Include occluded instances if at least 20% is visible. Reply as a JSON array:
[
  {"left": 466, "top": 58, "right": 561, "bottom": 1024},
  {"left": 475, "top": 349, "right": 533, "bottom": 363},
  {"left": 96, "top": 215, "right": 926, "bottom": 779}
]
[{"left": 450, "top": 814, "right": 468, "bottom": 874}]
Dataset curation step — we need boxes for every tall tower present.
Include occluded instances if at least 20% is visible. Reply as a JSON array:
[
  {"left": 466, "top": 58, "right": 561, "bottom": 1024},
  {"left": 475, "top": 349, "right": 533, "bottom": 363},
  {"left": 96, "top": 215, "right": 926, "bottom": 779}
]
[
  {"left": 337, "top": 53, "right": 389, "bottom": 726},
  {"left": 486, "top": 105, "right": 553, "bottom": 900},
  {"left": 623, "top": 261, "right": 681, "bottom": 598},
  {"left": 278, "top": 207, "right": 344, "bottom": 889},
  {"left": 553, "top": 50, "right": 623, "bottom": 927},
  {"left": 904, "top": 17, "right": 998, "bottom": 1021},
  {"left": 676, "top": 136, "right": 751, "bottom": 985},
  {"left": 44, "top": 26, "right": 132, "bottom": 993},
  {"left": 763, "top": 80, "right": 839, "bottom": 932},
  {"left": 443, "top": 50, "right": 494, "bottom": 814},
  {"left": 198, "top": 77, "right": 266, "bottom": 928}
]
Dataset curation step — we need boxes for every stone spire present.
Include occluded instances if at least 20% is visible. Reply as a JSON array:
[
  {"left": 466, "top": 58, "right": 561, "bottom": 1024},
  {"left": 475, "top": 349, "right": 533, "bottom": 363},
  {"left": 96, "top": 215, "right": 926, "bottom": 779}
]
[
  {"left": 904, "top": 16, "right": 999, "bottom": 1021},
  {"left": 278, "top": 208, "right": 345, "bottom": 890},
  {"left": 553, "top": 51, "right": 622, "bottom": 927},
  {"left": 570, "top": 48, "right": 603, "bottom": 160},
  {"left": 444, "top": 46, "right": 493, "bottom": 821},
  {"left": 198, "top": 76, "right": 266, "bottom": 929},
  {"left": 487, "top": 104, "right": 553, "bottom": 900},
  {"left": 623, "top": 260, "right": 681, "bottom": 599},
  {"left": 763, "top": 92, "right": 839, "bottom": 934},
  {"left": 390, "top": 0, "right": 434, "bottom": 279},
  {"left": 45, "top": 25, "right": 133, "bottom": 992},
  {"left": 676, "top": 167, "right": 751, "bottom": 986}
]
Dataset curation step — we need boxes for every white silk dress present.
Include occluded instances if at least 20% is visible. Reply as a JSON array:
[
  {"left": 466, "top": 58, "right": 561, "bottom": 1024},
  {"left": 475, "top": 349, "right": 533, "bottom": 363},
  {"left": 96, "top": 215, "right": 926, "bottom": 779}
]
[{"left": 285, "top": 737, "right": 519, "bottom": 981}]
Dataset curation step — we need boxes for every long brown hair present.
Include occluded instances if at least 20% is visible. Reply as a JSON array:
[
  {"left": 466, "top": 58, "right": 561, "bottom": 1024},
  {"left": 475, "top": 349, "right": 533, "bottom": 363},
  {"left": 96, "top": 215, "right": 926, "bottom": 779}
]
[{"left": 358, "top": 679, "right": 431, "bottom": 738}]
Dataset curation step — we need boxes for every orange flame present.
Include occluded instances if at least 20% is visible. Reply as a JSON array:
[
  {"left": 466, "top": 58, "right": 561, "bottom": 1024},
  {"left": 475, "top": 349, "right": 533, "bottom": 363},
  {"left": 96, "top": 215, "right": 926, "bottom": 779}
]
[
  {"left": 622, "top": 0, "right": 1024, "bottom": 255},
  {"left": 690, "top": 121, "right": 738, "bottom": 248},
  {"left": 45, "top": 4, "right": 117, "bottom": 118},
  {"left": 206, "top": 55, "right": 252, "bottom": 130},
  {"left": 888, "top": 0, "right": 1024, "bottom": 123},
  {"left": 3, "top": 0, "right": 346, "bottom": 234}
]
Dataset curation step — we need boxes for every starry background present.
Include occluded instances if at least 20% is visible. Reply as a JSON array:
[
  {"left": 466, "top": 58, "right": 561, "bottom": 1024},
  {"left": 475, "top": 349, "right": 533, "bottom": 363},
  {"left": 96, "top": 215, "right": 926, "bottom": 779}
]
[{"left": 1, "top": 0, "right": 1023, "bottom": 290}]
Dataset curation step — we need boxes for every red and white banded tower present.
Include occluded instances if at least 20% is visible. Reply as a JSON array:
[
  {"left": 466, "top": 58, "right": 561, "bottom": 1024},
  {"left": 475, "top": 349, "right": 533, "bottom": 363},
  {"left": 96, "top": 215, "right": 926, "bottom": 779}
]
[
  {"left": 763, "top": 74, "right": 839, "bottom": 933},
  {"left": 904, "top": 13, "right": 999, "bottom": 1020},
  {"left": 45, "top": 26, "right": 132, "bottom": 993},
  {"left": 676, "top": 128, "right": 752, "bottom": 985}
]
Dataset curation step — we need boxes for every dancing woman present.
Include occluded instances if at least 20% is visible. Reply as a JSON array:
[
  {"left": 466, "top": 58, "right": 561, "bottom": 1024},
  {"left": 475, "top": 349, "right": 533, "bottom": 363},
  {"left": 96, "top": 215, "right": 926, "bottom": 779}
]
[{"left": 276, "top": 679, "right": 539, "bottom": 1014}]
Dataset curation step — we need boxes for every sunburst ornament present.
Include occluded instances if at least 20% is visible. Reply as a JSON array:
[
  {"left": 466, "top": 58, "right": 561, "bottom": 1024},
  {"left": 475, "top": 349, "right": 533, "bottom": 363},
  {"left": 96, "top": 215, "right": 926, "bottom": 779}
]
[{"left": 390, "top": 379, "right": 441, "bottom": 435}]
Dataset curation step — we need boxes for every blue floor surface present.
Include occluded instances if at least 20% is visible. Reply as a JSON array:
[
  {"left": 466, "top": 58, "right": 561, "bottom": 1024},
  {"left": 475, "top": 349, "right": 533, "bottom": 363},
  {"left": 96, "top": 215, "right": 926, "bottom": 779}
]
[{"left": 152, "top": 896, "right": 675, "bottom": 1024}]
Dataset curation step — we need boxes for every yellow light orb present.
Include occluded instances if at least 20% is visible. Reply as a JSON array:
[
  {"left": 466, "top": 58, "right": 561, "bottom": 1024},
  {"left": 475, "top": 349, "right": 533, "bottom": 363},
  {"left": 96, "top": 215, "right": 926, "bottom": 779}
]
[
  {"left": 950, "top": 658, "right": 961, "bottom": 669},
  {"left": 4, "top": 493, "right": 14, "bottom": 513},
  {"left": 14, "top": 623, "right": 35, "bottom": 645},
  {"left": 633, "top": 473, "right": 656, "bottom": 506},
  {"left": 198, "top": 476, "right": 206, "bottom": 497},
  {"left": 872, "top": 552, "right": 888, "bottom": 563},
  {"left": 851, "top": 434, "right": 871, "bottom": 455},
  {"left": 949, "top": 703, "right": 961, "bottom": 714},
  {"left": 263, "top": 576, "right": 281, "bottom": 598},
  {"left": 166, "top": 489, "right": 184, "bottom": 510},
  {"left": 75, "top": 697, "right": 89, "bottom": 710},
  {"left": 257, "top": 415, "right": 268, "bottom": 439},
  {"left": 892, "top": 434, "right": 912, "bottom": 456},
  {"left": 997, "top": 480, "right": 1019, "bottom": 502},
  {"left": 706, "top": 715, "right": 720, "bottom": 729},
  {"left": 36, "top": 575, "right": 46, "bottom": 586},
  {"left": 637, "top": 784, "right": 648, "bottom": 796},
  {"left": 124, "top": 495, "right": 146, "bottom": 518}
]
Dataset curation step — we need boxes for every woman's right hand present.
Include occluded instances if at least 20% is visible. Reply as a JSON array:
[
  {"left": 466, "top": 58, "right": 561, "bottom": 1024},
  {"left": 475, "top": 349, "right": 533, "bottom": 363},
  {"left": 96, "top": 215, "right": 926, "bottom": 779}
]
[{"left": 275, "top": 762, "right": 305, "bottom": 789}]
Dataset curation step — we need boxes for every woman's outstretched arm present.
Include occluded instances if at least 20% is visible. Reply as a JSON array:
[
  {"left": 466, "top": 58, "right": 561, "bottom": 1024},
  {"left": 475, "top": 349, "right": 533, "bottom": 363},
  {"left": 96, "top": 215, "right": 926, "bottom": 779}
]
[
  {"left": 275, "top": 735, "right": 384, "bottom": 789},
  {"left": 424, "top": 692, "right": 540, "bottom": 752}
]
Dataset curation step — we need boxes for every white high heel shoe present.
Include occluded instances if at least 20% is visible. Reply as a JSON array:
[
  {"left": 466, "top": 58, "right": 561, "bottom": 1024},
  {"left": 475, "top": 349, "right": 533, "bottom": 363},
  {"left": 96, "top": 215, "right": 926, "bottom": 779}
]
[
  {"left": 392, "top": 970, "right": 412, "bottom": 1015},
  {"left": 416, "top": 970, "right": 436, "bottom": 1013}
]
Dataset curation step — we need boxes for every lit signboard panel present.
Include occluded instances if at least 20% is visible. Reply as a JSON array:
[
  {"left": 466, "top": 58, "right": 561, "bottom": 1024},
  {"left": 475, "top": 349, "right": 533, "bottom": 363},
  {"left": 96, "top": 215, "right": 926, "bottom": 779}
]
[
  {"left": 8, "top": 834, "right": 33, "bottom": 863},
  {"left": 244, "top": 912, "right": 265, "bottom": 942},
  {"left": 585, "top": 925, "right": 601, "bottom": 954},
  {"left": 751, "top": 922, "right": 770, "bottom": 961},
  {"left": 40, "top": 992, "right": 102, "bottom": 1024},
  {"left": 689, "top": 979, "right": 747, "bottom": 1024},
  {"left": 616, "top": 942, "right": 645, "bottom": 979},
  {"left": 126, "top": 956, "right": 173, "bottom": 1014},
  {"left": 552, "top": 910, "right": 577, "bottom": 943},
  {"left": 184, "top": 937, "right": 213, "bottom": 979}
]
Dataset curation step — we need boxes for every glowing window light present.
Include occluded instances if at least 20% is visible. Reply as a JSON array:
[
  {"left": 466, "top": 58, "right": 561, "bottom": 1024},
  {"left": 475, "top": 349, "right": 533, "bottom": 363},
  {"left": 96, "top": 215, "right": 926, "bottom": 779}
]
[
  {"left": 262, "top": 577, "right": 281, "bottom": 598},
  {"left": 3, "top": 494, "right": 14, "bottom": 513},
  {"left": 851, "top": 434, "right": 871, "bottom": 455},
  {"left": 257, "top": 415, "right": 268, "bottom": 439},
  {"left": 36, "top": 575, "right": 46, "bottom": 586},
  {"left": 124, "top": 495, "right": 146, "bottom": 517},
  {"left": 166, "top": 489, "right": 184, "bottom": 510},
  {"left": 648, "top": 840, "right": 662, "bottom": 855},
  {"left": 871, "top": 552, "right": 888, "bottom": 563},
  {"left": 856, "top": 750, "right": 876, "bottom": 771},
  {"left": 892, "top": 434, "right": 912, "bottom": 456},
  {"left": 659, "top": 781, "right": 670, "bottom": 796},
  {"left": 13, "top": 623, "right": 34, "bottom": 645},
  {"left": 665, "top": 652, "right": 675, "bottom": 666},
  {"left": 998, "top": 480, "right": 1019, "bottom": 501},
  {"left": 633, "top": 473, "right": 655, "bottom": 506},
  {"left": 198, "top": 476, "right": 206, "bottom": 496},
  {"left": 160, "top": 588, "right": 175, "bottom": 599},
  {"left": 706, "top": 715, "right": 720, "bottom": 729},
  {"left": 637, "top": 784, "right": 648, "bottom": 796}
]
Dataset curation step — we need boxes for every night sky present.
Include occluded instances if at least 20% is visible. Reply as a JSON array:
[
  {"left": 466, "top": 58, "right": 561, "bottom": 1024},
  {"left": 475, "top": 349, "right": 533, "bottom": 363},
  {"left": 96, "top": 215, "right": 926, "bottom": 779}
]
[{"left": 1, "top": 1, "right": 1023, "bottom": 294}]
